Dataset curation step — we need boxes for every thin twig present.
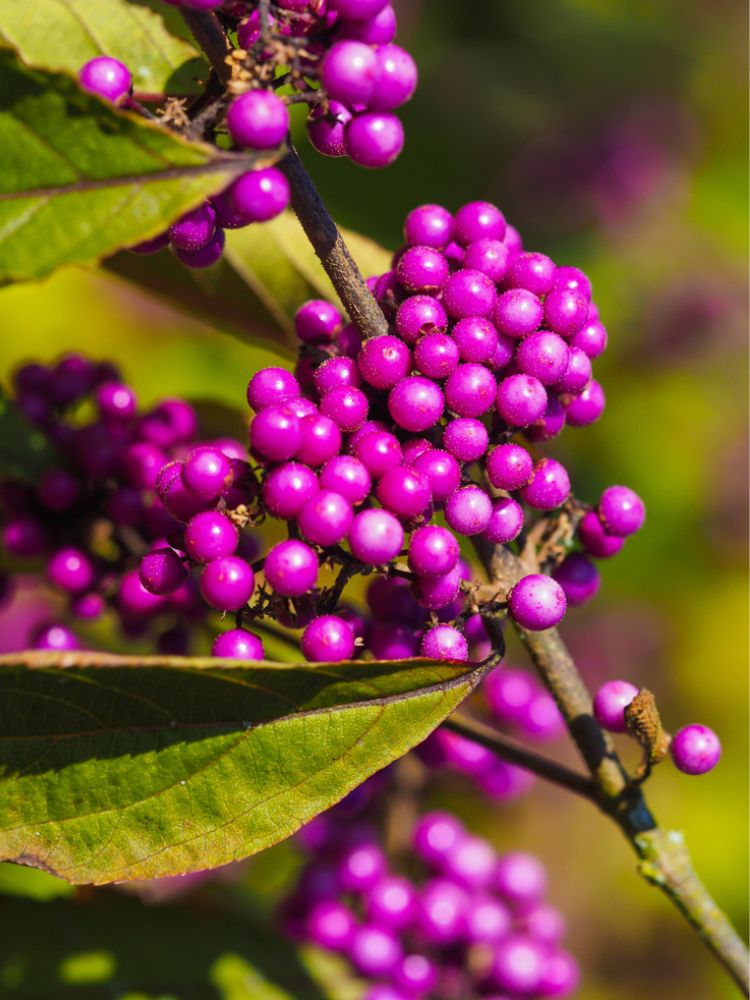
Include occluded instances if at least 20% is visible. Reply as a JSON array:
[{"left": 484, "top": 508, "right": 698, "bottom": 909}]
[{"left": 445, "top": 713, "right": 595, "bottom": 801}]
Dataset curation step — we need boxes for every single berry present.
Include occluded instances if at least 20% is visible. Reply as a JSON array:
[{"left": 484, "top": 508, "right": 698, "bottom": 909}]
[
  {"left": 453, "top": 201, "right": 506, "bottom": 244},
  {"left": 496, "top": 373, "right": 548, "bottom": 427},
  {"left": 200, "top": 556, "right": 254, "bottom": 611},
  {"left": 403, "top": 204, "right": 453, "bottom": 248},
  {"left": 408, "top": 525, "right": 459, "bottom": 577},
  {"left": 565, "top": 378, "right": 606, "bottom": 426},
  {"left": 319, "top": 456, "right": 371, "bottom": 505},
  {"left": 483, "top": 497, "right": 524, "bottom": 543},
  {"left": 388, "top": 377, "right": 444, "bottom": 432},
  {"left": 376, "top": 466, "right": 432, "bottom": 520},
  {"left": 486, "top": 443, "right": 534, "bottom": 490},
  {"left": 212, "top": 628, "right": 264, "bottom": 660},
  {"left": 670, "top": 724, "right": 722, "bottom": 775},
  {"left": 552, "top": 552, "right": 600, "bottom": 606},
  {"left": 578, "top": 509, "right": 625, "bottom": 558},
  {"left": 358, "top": 335, "right": 412, "bottom": 389},
  {"left": 349, "top": 508, "right": 404, "bottom": 564},
  {"left": 295, "top": 300, "right": 343, "bottom": 345},
  {"left": 185, "top": 511, "right": 240, "bottom": 563},
  {"left": 226, "top": 90, "right": 289, "bottom": 149},
  {"left": 444, "top": 363, "right": 497, "bottom": 417},
  {"left": 396, "top": 246, "right": 449, "bottom": 293},
  {"left": 231, "top": 168, "right": 290, "bottom": 222},
  {"left": 593, "top": 679, "right": 639, "bottom": 733},
  {"left": 78, "top": 57, "right": 131, "bottom": 103},
  {"left": 264, "top": 540, "right": 319, "bottom": 597},
  {"left": 298, "top": 490, "right": 354, "bottom": 547},
  {"left": 420, "top": 625, "right": 468, "bottom": 661},
  {"left": 345, "top": 112, "right": 404, "bottom": 168},
  {"left": 445, "top": 486, "right": 493, "bottom": 536},
  {"left": 598, "top": 485, "right": 646, "bottom": 536},
  {"left": 139, "top": 548, "right": 186, "bottom": 595},
  {"left": 520, "top": 457, "right": 571, "bottom": 510},
  {"left": 169, "top": 203, "right": 216, "bottom": 251},
  {"left": 508, "top": 574, "right": 567, "bottom": 630},
  {"left": 442, "top": 268, "right": 497, "bottom": 319},
  {"left": 247, "top": 367, "right": 300, "bottom": 411},
  {"left": 301, "top": 615, "right": 356, "bottom": 661}
]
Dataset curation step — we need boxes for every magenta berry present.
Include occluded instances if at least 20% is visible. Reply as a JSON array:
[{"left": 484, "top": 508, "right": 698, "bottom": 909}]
[
  {"left": 168, "top": 203, "right": 216, "bottom": 251},
  {"left": 139, "top": 548, "right": 186, "bottom": 596},
  {"left": 598, "top": 485, "right": 646, "bottom": 537},
  {"left": 552, "top": 552, "right": 601, "bottom": 606},
  {"left": 403, "top": 204, "right": 453, "bottom": 249},
  {"left": 508, "top": 574, "right": 567, "bottom": 630},
  {"left": 462, "top": 238, "right": 510, "bottom": 282},
  {"left": 354, "top": 430, "right": 402, "bottom": 479},
  {"left": 301, "top": 615, "right": 356, "bottom": 662},
  {"left": 520, "top": 458, "right": 571, "bottom": 511},
  {"left": 345, "top": 112, "right": 404, "bottom": 168},
  {"left": 349, "top": 508, "right": 404, "bottom": 564},
  {"left": 453, "top": 201, "right": 506, "bottom": 244},
  {"left": 231, "top": 168, "right": 290, "bottom": 222},
  {"left": 444, "top": 363, "right": 497, "bottom": 417},
  {"left": 320, "top": 386, "right": 369, "bottom": 432},
  {"left": 376, "top": 465, "right": 431, "bottom": 520},
  {"left": 494, "top": 288, "right": 544, "bottom": 338},
  {"left": 412, "top": 564, "right": 462, "bottom": 610},
  {"left": 444, "top": 485, "right": 493, "bottom": 536},
  {"left": 263, "top": 463, "right": 319, "bottom": 519},
  {"left": 508, "top": 252, "right": 557, "bottom": 295},
  {"left": 295, "top": 300, "right": 343, "bottom": 345},
  {"left": 264, "top": 540, "right": 319, "bottom": 597},
  {"left": 412, "top": 448, "right": 461, "bottom": 500},
  {"left": 296, "top": 414, "right": 343, "bottom": 466},
  {"left": 593, "top": 679, "right": 639, "bottom": 733},
  {"left": 298, "top": 490, "right": 354, "bottom": 547},
  {"left": 226, "top": 90, "right": 289, "bottom": 149},
  {"left": 408, "top": 524, "right": 459, "bottom": 577},
  {"left": 396, "top": 245, "right": 449, "bottom": 293},
  {"left": 565, "top": 378, "right": 606, "bottom": 426},
  {"left": 247, "top": 368, "right": 300, "bottom": 411},
  {"left": 395, "top": 295, "right": 447, "bottom": 342},
  {"left": 371, "top": 44, "right": 418, "bottom": 110},
  {"left": 670, "top": 724, "right": 722, "bottom": 775},
  {"left": 321, "top": 40, "right": 377, "bottom": 105},
  {"left": 496, "top": 373, "right": 548, "bottom": 427},
  {"left": 578, "top": 510, "right": 625, "bottom": 558},
  {"left": 544, "top": 285, "right": 589, "bottom": 336},
  {"left": 78, "top": 57, "right": 131, "bottom": 103},
  {"left": 442, "top": 268, "right": 497, "bottom": 319},
  {"left": 212, "top": 628, "right": 265, "bottom": 660},
  {"left": 486, "top": 443, "right": 534, "bottom": 490},
  {"left": 319, "top": 456, "right": 371, "bottom": 505},
  {"left": 358, "top": 335, "right": 411, "bottom": 389},
  {"left": 490, "top": 935, "right": 547, "bottom": 995},
  {"left": 516, "top": 330, "right": 569, "bottom": 385},
  {"left": 388, "top": 376, "right": 444, "bottom": 432},
  {"left": 250, "top": 406, "right": 301, "bottom": 461},
  {"left": 483, "top": 497, "right": 524, "bottom": 543},
  {"left": 555, "top": 345, "right": 592, "bottom": 394},
  {"left": 442, "top": 417, "right": 488, "bottom": 462},
  {"left": 307, "top": 101, "right": 352, "bottom": 158},
  {"left": 451, "top": 316, "right": 499, "bottom": 363},
  {"left": 420, "top": 625, "right": 468, "bottom": 661},
  {"left": 199, "top": 556, "right": 254, "bottom": 611},
  {"left": 413, "top": 331, "right": 459, "bottom": 379},
  {"left": 182, "top": 447, "right": 233, "bottom": 501}
]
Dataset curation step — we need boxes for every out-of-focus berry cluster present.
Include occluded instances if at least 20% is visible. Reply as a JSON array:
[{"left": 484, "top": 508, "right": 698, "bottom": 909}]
[
  {"left": 77, "top": 0, "right": 416, "bottom": 268},
  {"left": 283, "top": 802, "right": 579, "bottom": 999},
  {"left": 0, "top": 354, "right": 258, "bottom": 653}
]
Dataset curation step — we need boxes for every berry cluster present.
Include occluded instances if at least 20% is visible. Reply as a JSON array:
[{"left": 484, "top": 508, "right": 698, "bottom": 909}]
[
  {"left": 285, "top": 805, "right": 578, "bottom": 999},
  {"left": 593, "top": 681, "right": 722, "bottom": 776},
  {"left": 0, "top": 354, "right": 255, "bottom": 653},
  {"left": 174, "top": 198, "right": 644, "bottom": 665},
  {"left": 78, "top": 1, "right": 416, "bottom": 268}
]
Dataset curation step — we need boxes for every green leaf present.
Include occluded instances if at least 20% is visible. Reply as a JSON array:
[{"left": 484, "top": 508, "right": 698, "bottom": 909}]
[
  {"left": 0, "top": 391, "right": 56, "bottom": 480},
  {"left": 107, "top": 210, "right": 393, "bottom": 354},
  {"left": 0, "top": 651, "right": 484, "bottom": 885},
  {"left": 0, "top": 891, "right": 336, "bottom": 999},
  {"left": 0, "top": 52, "right": 274, "bottom": 285},
  {"left": 0, "top": 0, "right": 205, "bottom": 97}
]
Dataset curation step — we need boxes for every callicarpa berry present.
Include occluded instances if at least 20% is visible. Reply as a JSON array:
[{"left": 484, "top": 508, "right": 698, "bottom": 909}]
[
  {"left": 376, "top": 466, "right": 432, "bottom": 520},
  {"left": 508, "top": 574, "right": 567, "bottom": 631},
  {"left": 388, "top": 376, "right": 444, "bottom": 432},
  {"left": 212, "top": 628, "right": 265, "bottom": 660},
  {"left": 552, "top": 552, "right": 601, "bottom": 606},
  {"left": 412, "top": 448, "right": 461, "bottom": 500},
  {"left": 396, "top": 246, "right": 449, "bottom": 293},
  {"left": 442, "top": 268, "right": 497, "bottom": 319},
  {"left": 263, "top": 463, "right": 319, "bottom": 519},
  {"left": 593, "top": 679, "right": 639, "bottom": 733},
  {"left": 496, "top": 373, "right": 548, "bottom": 427},
  {"left": 296, "top": 300, "right": 343, "bottom": 345},
  {"left": 349, "top": 508, "right": 404, "bottom": 564},
  {"left": 420, "top": 625, "right": 468, "bottom": 661},
  {"left": 319, "top": 455, "right": 371, "bottom": 505},
  {"left": 578, "top": 509, "right": 625, "bottom": 558},
  {"left": 355, "top": 430, "right": 402, "bottom": 478},
  {"left": 486, "top": 442, "right": 534, "bottom": 490},
  {"left": 403, "top": 204, "right": 453, "bottom": 249},
  {"left": 671, "top": 724, "right": 722, "bottom": 775},
  {"left": 345, "top": 112, "right": 404, "bottom": 168},
  {"left": 139, "top": 548, "right": 187, "bottom": 596},
  {"left": 199, "top": 556, "right": 254, "bottom": 611},
  {"left": 301, "top": 615, "right": 356, "bottom": 662},
  {"left": 408, "top": 525, "right": 459, "bottom": 577},
  {"left": 444, "top": 363, "right": 496, "bottom": 417},
  {"left": 520, "top": 458, "right": 571, "bottom": 511},
  {"left": 445, "top": 486, "right": 493, "bottom": 536},
  {"left": 226, "top": 90, "right": 289, "bottom": 150},
  {"left": 395, "top": 295, "right": 448, "bottom": 342},
  {"left": 453, "top": 201, "right": 506, "bottom": 244},
  {"left": 307, "top": 101, "right": 352, "bottom": 158},
  {"left": 168, "top": 203, "right": 216, "bottom": 251},
  {"left": 231, "top": 168, "right": 290, "bottom": 222},
  {"left": 413, "top": 331, "right": 459, "bottom": 379},
  {"left": 78, "top": 57, "right": 131, "bottom": 103},
  {"left": 565, "top": 377, "right": 606, "bottom": 426},
  {"left": 358, "top": 335, "right": 412, "bottom": 389},
  {"left": 598, "top": 484, "right": 646, "bottom": 536},
  {"left": 298, "top": 490, "right": 354, "bottom": 547},
  {"left": 442, "top": 417, "right": 488, "bottom": 462},
  {"left": 314, "top": 357, "right": 361, "bottom": 396},
  {"left": 483, "top": 497, "right": 524, "bottom": 544},
  {"left": 264, "top": 540, "right": 319, "bottom": 597}
]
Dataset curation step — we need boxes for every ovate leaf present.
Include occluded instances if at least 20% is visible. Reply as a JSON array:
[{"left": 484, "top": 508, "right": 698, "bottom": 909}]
[
  {"left": 0, "top": 52, "right": 274, "bottom": 285},
  {"left": 0, "top": 651, "right": 484, "bottom": 884},
  {"left": 0, "top": 0, "right": 204, "bottom": 96},
  {"left": 107, "top": 211, "right": 393, "bottom": 353}
]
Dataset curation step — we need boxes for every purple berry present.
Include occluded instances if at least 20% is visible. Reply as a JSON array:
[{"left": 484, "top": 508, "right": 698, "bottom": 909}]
[
  {"left": 496, "top": 374, "right": 548, "bottom": 427},
  {"left": 508, "top": 574, "right": 567, "bottom": 630},
  {"left": 231, "top": 168, "right": 290, "bottom": 222},
  {"left": 169, "top": 202, "right": 216, "bottom": 251},
  {"left": 358, "top": 335, "right": 411, "bottom": 389},
  {"left": 247, "top": 367, "right": 301, "bottom": 411},
  {"left": 570, "top": 317, "right": 608, "bottom": 358},
  {"left": 182, "top": 447, "right": 233, "bottom": 500},
  {"left": 463, "top": 238, "right": 510, "bottom": 282},
  {"left": 306, "top": 900, "right": 356, "bottom": 951},
  {"left": 396, "top": 245, "right": 450, "bottom": 293},
  {"left": 47, "top": 547, "right": 95, "bottom": 593},
  {"left": 345, "top": 112, "right": 404, "bottom": 168},
  {"left": 349, "top": 508, "right": 404, "bottom": 564},
  {"left": 78, "top": 57, "right": 131, "bottom": 103},
  {"left": 516, "top": 330, "right": 569, "bottom": 385},
  {"left": 298, "top": 490, "right": 354, "bottom": 547},
  {"left": 544, "top": 286, "right": 589, "bottom": 336},
  {"left": 321, "top": 40, "right": 377, "bottom": 104},
  {"left": 263, "top": 463, "right": 318, "bottom": 519},
  {"left": 593, "top": 679, "right": 639, "bottom": 733},
  {"left": 388, "top": 376, "right": 444, "bottom": 432},
  {"left": 494, "top": 288, "right": 544, "bottom": 338},
  {"left": 366, "top": 874, "right": 417, "bottom": 930},
  {"left": 412, "top": 564, "right": 462, "bottom": 610},
  {"left": 174, "top": 229, "right": 225, "bottom": 268},
  {"left": 199, "top": 556, "right": 254, "bottom": 611},
  {"left": 486, "top": 443, "right": 534, "bottom": 491},
  {"left": 520, "top": 458, "right": 571, "bottom": 511},
  {"left": 555, "top": 345, "right": 592, "bottom": 394},
  {"left": 413, "top": 331, "right": 460, "bottom": 379},
  {"left": 490, "top": 935, "right": 546, "bottom": 995},
  {"left": 465, "top": 896, "right": 512, "bottom": 944},
  {"left": 445, "top": 485, "right": 493, "bottom": 536},
  {"left": 444, "top": 363, "right": 497, "bottom": 417},
  {"left": 354, "top": 429, "right": 402, "bottom": 478},
  {"left": 212, "top": 628, "right": 264, "bottom": 660},
  {"left": 371, "top": 44, "right": 418, "bottom": 110},
  {"left": 139, "top": 548, "right": 186, "bottom": 595},
  {"left": 377, "top": 466, "right": 432, "bottom": 520},
  {"left": 442, "top": 833, "right": 497, "bottom": 889},
  {"left": 522, "top": 902, "right": 566, "bottom": 945},
  {"left": 295, "top": 299, "right": 343, "bottom": 345},
  {"left": 538, "top": 948, "right": 580, "bottom": 998},
  {"left": 598, "top": 485, "right": 646, "bottom": 537},
  {"left": 496, "top": 851, "right": 547, "bottom": 905},
  {"left": 394, "top": 954, "right": 438, "bottom": 996},
  {"left": 508, "top": 252, "right": 557, "bottom": 295},
  {"left": 369, "top": 621, "right": 419, "bottom": 659},
  {"left": 442, "top": 417, "right": 489, "bottom": 462},
  {"left": 442, "top": 268, "right": 497, "bottom": 319},
  {"left": 226, "top": 90, "right": 289, "bottom": 149},
  {"left": 96, "top": 381, "right": 137, "bottom": 421},
  {"left": 484, "top": 497, "right": 524, "bottom": 543},
  {"left": 417, "top": 879, "right": 469, "bottom": 944},
  {"left": 250, "top": 405, "right": 302, "bottom": 461},
  {"left": 552, "top": 552, "right": 600, "bottom": 606},
  {"left": 395, "top": 295, "right": 447, "bottom": 342},
  {"left": 565, "top": 378, "right": 606, "bottom": 426},
  {"left": 578, "top": 509, "right": 625, "bottom": 558},
  {"left": 350, "top": 925, "right": 402, "bottom": 978},
  {"left": 264, "top": 540, "right": 319, "bottom": 596},
  {"left": 302, "top": 615, "right": 356, "bottom": 661},
  {"left": 307, "top": 100, "right": 352, "bottom": 157},
  {"left": 452, "top": 316, "right": 499, "bottom": 363},
  {"left": 413, "top": 811, "right": 465, "bottom": 864},
  {"left": 403, "top": 204, "right": 453, "bottom": 248},
  {"left": 314, "top": 357, "right": 361, "bottom": 396},
  {"left": 420, "top": 625, "right": 468, "bottom": 661},
  {"left": 453, "top": 201, "right": 506, "bottom": 244},
  {"left": 412, "top": 448, "right": 461, "bottom": 501},
  {"left": 555, "top": 265, "right": 592, "bottom": 299},
  {"left": 320, "top": 386, "right": 369, "bottom": 433},
  {"left": 319, "top": 455, "right": 371, "bottom": 505},
  {"left": 118, "top": 570, "right": 165, "bottom": 617},
  {"left": 296, "top": 413, "right": 343, "bottom": 466},
  {"left": 408, "top": 524, "right": 459, "bottom": 577},
  {"left": 670, "top": 724, "right": 722, "bottom": 775},
  {"left": 33, "top": 623, "right": 80, "bottom": 651}
]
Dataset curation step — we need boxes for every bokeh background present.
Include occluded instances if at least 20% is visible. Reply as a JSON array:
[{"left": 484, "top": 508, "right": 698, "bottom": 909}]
[{"left": 0, "top": 0, "right": 747, "bottom": 997}]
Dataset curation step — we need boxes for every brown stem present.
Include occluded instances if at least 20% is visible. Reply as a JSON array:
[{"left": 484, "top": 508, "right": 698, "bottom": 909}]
[
  {"left": 279, "top": 147, "right": 389, "bottom": 338},
  {"left": 180, "top": 10, "right": 233, "bottom": 82},
  {"left": 445, "top": 713, "right": 595, "bottom": 801}
]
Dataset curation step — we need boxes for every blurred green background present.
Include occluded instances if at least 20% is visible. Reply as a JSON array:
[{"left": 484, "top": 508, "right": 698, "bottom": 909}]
[{"left": 0, "top": 0, "right": 747, "bottom": 997}]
